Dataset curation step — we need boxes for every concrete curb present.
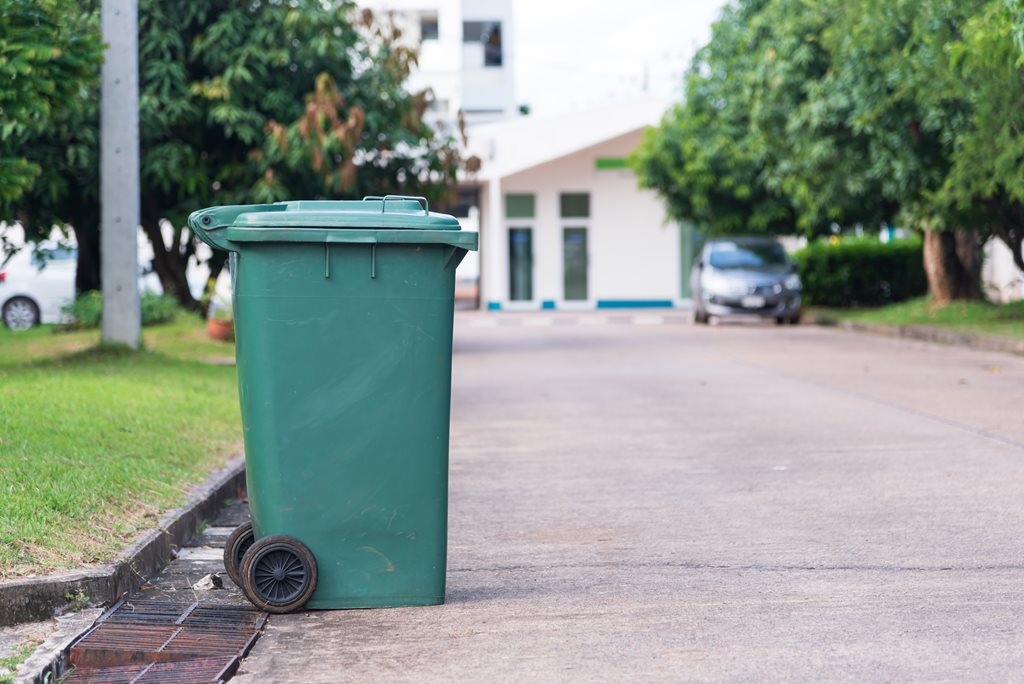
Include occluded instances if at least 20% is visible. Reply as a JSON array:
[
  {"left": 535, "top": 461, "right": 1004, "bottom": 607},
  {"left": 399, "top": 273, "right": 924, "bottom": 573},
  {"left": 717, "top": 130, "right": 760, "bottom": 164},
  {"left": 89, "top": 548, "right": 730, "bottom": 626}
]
[
  {"left": 810, "top": 316, "right": 1024, "bottom": 356},
  {"left": 0, "top": 455, "right": 246, "bottom": 628}
]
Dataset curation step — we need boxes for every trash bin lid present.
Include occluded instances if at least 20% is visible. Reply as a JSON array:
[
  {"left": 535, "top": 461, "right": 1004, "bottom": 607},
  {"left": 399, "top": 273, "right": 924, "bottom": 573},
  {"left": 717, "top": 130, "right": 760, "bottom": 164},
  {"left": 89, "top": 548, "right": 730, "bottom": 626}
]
[
  {"left": 189, "top": 196, "right": 478, "bottom": 253},
  {"left": 233, "top": 197, "right": 460, "bottom": 231}
]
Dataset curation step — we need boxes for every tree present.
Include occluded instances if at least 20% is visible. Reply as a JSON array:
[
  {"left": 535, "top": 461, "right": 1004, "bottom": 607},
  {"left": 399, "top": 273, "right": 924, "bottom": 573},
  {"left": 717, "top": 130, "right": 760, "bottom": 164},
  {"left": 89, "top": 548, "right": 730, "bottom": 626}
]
[
  {"left": 934, "top": 1, "right": 1024, "bottom": 275},
  {"left": 633, "top": 0, "right": 1007, "bottom": 304},
  {"left": 9, "top": 1, "right": 461, "bottom": 309},
  {"left": 631, "top": 0, "right": 874, "bottom": 240},
  {"left": 745, "top": 0, "right": 892, "bottom": 233},
  {"left": 0, "top": 0, "right": 101, "bottom": 228},
  {"left": 136, "top": 1, "right": 461, "bottom": 309},
  {"left": 254, "top": 18, "right": 460, "bottom": 205},
  {"left": 802, "top": 0, "right": 988, "bottom": 303},
  {"left": 629, "top": 1, "right": 799, "bottom": 238}
]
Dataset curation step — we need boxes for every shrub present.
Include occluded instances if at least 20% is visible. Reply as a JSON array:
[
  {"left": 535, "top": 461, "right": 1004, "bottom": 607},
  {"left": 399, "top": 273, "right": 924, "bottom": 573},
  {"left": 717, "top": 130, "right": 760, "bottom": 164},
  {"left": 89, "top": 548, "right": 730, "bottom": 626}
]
[
  {"left": 140, "top": 291, "right": 179, "bottom": 325},
  {"left": 794, "top": 237, "right": 927, "bottom": 307},
  {"left": 60, "top": 291, "right": 180, "bottom": 330},
  {"left": 61, "top": 291, "right": 103, "bottom": 329}
]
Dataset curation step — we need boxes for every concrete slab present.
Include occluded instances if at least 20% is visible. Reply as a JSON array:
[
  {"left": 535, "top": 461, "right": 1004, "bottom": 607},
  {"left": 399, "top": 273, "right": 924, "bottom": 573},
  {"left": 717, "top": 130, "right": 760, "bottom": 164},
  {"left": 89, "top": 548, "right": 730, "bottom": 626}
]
[
  {"left": 14, "top": 609, "right": 102, "bottom": 684},
  {"left": 226, "top": 321, "right": 1024, "bottom": 681},
  {"left": 133, "top": 499, "right": 252, "bottom": 607},
  {"left": 0, "top": 618, "right": 51, "bottom": 681}
]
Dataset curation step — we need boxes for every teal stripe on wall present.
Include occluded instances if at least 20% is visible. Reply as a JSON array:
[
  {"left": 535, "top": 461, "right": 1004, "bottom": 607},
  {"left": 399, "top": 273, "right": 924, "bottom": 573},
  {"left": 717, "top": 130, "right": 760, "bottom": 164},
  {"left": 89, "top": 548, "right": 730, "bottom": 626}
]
[{"left": 596, "top": 300, "right": 674, "bottom": 309}]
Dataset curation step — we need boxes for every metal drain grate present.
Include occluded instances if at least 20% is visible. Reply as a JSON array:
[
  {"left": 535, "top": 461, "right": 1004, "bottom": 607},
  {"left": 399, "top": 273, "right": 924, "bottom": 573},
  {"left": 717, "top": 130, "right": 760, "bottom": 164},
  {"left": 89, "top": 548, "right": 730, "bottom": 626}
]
[{"left": 66, "top": 599, "right": 267, "bottom": 683}]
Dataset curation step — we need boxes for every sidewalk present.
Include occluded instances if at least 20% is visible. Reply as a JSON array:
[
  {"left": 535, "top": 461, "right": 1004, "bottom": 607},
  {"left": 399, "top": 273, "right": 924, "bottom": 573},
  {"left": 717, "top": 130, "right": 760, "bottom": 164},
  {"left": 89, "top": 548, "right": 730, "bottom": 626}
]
[{"left": 227, "top": 318, "right": 1024, "bottom": 681}]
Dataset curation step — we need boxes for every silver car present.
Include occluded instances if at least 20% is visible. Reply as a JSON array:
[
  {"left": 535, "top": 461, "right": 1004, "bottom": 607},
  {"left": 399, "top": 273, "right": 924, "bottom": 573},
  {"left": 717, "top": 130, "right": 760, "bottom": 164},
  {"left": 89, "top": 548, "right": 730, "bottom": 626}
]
[{"left": 691, "top": 237, "right": 802, "bottom": 325}]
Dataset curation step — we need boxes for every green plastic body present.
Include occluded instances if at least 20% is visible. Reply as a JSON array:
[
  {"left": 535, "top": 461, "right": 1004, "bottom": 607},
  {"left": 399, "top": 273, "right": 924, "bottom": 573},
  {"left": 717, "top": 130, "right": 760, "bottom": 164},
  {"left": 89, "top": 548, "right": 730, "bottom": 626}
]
[{"left": 188, "top": 199, "right": 478, "bottom": 609}]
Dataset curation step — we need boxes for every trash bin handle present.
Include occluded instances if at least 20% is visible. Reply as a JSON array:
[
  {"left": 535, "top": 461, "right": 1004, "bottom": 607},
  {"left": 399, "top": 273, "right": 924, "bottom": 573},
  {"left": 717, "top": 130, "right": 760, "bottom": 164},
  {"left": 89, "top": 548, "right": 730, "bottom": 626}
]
[
  {"left": 188, "top": 204, "right": 278, "bottom": 252},
  {"left": 363, "top": 195, "right": 429, "bottom": 216},
  {"left": 189, "top": 209, "right": 236, "bottom": 252}
]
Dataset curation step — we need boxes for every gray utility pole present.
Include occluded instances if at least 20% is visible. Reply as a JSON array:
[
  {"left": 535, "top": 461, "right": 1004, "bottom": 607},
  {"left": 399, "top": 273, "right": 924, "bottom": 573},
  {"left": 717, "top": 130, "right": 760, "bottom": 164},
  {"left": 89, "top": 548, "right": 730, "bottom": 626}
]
[{"left": 100, "top": 0, "right": 141, "bottom": 349}]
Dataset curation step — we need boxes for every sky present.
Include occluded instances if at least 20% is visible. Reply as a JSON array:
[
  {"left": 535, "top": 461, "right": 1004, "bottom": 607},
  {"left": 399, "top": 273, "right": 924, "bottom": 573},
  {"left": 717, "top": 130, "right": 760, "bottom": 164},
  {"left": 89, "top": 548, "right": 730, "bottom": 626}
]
[{"left": 513, "top": 0, "right": 730, "bottom": 116}]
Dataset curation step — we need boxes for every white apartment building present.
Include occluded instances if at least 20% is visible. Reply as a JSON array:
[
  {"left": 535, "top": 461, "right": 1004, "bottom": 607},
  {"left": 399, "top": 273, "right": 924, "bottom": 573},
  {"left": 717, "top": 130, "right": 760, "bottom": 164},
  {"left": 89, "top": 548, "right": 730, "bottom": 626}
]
[{"left": 361, "top": 0, "right": 516, "bottom": 126}]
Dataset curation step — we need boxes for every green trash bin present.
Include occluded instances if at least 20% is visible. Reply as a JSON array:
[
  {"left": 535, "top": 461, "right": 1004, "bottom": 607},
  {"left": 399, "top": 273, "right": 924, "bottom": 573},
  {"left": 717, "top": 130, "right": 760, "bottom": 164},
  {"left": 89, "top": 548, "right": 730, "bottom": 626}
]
[{"left": 187, "top": 196, "right": 478, "bottom": 613}]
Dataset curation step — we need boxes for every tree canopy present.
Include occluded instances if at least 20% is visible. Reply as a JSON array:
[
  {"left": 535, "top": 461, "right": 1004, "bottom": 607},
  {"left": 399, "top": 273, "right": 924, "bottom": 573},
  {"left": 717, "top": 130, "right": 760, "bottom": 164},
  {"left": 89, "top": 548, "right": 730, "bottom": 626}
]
[
  {"left": 629, "top": 1, "right": 800, "bottom": 237},
  {"left": 631, "top": 0, "right": 1024, "bottom": 302},
  {"left": 0, "top": 0, "right": 102, "bottom": 212}
]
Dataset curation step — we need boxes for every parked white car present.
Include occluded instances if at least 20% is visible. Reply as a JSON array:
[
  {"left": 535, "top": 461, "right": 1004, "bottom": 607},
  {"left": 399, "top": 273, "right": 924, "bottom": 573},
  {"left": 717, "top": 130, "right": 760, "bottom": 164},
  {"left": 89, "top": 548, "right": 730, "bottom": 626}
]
[
  {"left": 0, "top": 228, "right": 233, "bottom": 330},
  {"left": 1, "top": 243, "right": 77, "bottom": 329}
]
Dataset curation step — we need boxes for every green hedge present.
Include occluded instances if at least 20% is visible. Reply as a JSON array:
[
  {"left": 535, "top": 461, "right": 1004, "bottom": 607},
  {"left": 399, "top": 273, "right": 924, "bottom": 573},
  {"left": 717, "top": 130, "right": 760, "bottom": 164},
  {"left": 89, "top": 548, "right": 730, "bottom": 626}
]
[
  {"left": 794, "top": 237, "right": 926, "bottom": 307},
  {"left": 60, "top": 291, "right": 181, "bottom": 330}
]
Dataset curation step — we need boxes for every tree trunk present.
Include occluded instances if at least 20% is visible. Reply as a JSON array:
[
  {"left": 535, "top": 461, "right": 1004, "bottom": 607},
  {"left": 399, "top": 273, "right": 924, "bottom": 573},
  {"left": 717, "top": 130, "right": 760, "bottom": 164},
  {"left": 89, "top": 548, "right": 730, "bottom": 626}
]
[
  {"left": 922, "top": 228, "right": 982, "bottom": 305},
  {"left": 140, "top": 210, "right": 201, "bottom": 312},
  {"left": 73, "top": 222, "right": 102, "bottom": 293}
]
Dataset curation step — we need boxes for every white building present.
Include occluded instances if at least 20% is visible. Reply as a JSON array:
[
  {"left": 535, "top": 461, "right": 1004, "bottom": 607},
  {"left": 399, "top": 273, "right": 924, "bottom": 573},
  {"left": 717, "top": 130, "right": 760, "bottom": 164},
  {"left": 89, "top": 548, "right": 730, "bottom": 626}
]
[
  {"left": 360, "top": 2, "right": 691, "bottom": 311},
  {"left": 465, "top": 100, "right": 693, "bottom": 311},
  {"left": 983, "top": 239, "right": 1024, "bottom": 303},
  {"left": 361, "top": 0, "right": 516, "bottom": 126}
]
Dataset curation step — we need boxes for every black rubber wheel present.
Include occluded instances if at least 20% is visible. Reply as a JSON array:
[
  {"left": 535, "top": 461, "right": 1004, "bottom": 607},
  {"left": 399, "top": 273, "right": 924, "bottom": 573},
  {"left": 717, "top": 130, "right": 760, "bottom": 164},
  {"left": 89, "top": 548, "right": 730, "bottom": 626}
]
[
  {"left": 694, "top": 309, "right": 709, "bottom": 325},
  {"left": 2, "top": 296, "right": 40, "bottom": 330},
  {"left": 239, "top": 535, "right": 317, "bottom": 614},
  {"left": 789, "top": 313, "right": 802, "bottom": 325},
  {"left": 223, "top": 521, "right": 255, "bottom": 587},
  {"left": 775, "top": 316, "right": 786, "bottom": 325}
]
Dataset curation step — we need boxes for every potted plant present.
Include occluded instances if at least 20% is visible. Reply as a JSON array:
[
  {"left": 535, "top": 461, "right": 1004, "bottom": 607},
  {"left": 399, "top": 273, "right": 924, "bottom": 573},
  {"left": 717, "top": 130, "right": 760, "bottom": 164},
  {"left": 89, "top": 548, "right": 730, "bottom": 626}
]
[{"left": 207, "top": 293, "right": 234, "bottom": 342}]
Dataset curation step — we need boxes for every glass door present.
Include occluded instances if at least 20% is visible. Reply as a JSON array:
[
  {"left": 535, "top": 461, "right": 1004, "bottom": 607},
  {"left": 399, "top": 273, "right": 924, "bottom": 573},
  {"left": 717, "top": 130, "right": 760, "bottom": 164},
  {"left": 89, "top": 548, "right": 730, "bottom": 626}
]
[
  {"left": 509, "top": 228, "right": 533, "bottom": 301},
  {"left": 563, "top": 227, "right": 588, "bottom": 301}
]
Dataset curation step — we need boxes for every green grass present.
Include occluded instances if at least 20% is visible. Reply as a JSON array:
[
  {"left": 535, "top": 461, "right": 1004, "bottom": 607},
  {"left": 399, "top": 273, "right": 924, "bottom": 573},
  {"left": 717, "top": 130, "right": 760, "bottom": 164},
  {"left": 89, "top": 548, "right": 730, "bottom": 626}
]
[
  {"left": 0, "top": 316, "right": 240, "bottom": 577},
  {"left": 813, "top": 296, "right": 1024, "bottom": 340}
]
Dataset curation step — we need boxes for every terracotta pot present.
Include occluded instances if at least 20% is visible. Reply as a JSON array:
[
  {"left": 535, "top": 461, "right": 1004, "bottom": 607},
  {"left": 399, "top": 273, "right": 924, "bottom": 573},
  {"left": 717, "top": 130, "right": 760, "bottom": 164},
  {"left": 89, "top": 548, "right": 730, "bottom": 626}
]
[{"left": 207, "top": 317, "right": 234, "bottom": 342}]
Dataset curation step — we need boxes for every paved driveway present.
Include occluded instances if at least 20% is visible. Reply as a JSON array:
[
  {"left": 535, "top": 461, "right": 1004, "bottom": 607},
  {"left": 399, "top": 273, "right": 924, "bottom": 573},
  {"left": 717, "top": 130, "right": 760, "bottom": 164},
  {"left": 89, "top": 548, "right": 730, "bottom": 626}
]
[{"left": 236, "top": 314, "right": 1024, "bottom": 682}]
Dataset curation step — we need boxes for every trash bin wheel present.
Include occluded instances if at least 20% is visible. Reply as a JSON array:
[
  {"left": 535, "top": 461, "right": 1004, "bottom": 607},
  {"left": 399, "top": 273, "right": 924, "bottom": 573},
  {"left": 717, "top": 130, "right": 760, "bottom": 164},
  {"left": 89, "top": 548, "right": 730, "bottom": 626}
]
[
  {"left": 223, "top": 521, "right": 255, "bottom": 587},
  {"left": 239, "top": 535, "right": 318, "bottom": 614}
]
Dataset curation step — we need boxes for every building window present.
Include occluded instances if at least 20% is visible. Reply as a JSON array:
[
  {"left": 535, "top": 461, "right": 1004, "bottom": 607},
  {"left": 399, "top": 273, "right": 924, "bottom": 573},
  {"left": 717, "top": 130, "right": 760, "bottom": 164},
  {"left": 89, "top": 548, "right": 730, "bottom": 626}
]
[
  {"left": 560, "top": 193, "right": 590, "bottom": 218},
  {"left": 463, "top": 21, "right": 502, "bottom": 67},
  {"left": 563, "top": 228, "right": 589, "bottom": 301},
  {"left": 505, "top": 193, "right": 534, "bottom": 219},
  {"left": 509, "top": 228, "right": 533, "bottom": 301},
  {"left": 420, "top": 12, "right": 439, "bottom": 41}
]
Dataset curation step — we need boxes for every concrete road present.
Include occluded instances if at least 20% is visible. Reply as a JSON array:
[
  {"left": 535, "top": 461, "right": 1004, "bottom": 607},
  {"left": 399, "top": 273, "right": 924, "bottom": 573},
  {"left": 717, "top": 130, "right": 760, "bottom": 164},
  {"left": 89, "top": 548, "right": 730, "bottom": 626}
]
[{"left": 235, "top": 314, "right": 1024, "bottom": 682}]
